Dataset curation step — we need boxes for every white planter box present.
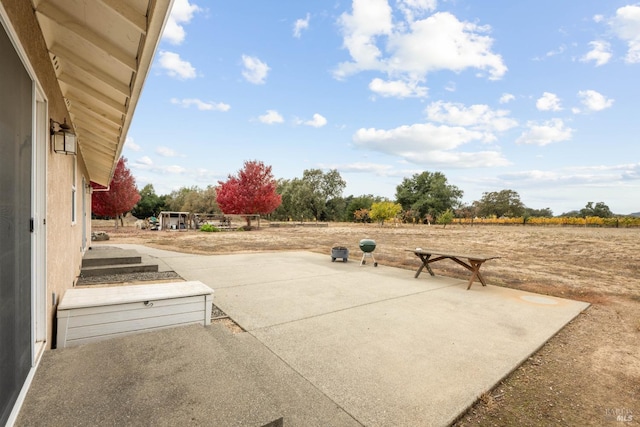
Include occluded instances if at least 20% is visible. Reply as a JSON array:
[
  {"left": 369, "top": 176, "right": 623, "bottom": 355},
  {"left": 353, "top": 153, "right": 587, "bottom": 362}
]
[{"left": 56, "top": 281, "right": 213, "bottom": 348}]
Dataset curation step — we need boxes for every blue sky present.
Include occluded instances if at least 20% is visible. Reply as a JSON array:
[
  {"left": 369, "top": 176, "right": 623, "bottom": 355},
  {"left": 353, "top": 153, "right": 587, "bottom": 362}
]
[{"left": 125, "top": 0, "right": 640, "bottom": 215}]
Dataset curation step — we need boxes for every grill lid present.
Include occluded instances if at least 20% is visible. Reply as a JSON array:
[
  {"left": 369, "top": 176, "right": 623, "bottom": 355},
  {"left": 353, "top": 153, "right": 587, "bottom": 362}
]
[{"left": 359, "top": 239, "right": 376, "bottom": 252}]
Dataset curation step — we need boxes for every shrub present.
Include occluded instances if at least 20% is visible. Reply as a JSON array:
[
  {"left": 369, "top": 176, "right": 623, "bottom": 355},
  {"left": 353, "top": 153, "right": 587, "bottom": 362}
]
[
  {"left": 436, "top": 209, "right": 454, "bottom": 228},
  {"left": 199, "top": 224, "right": 219, "bottom": 232}
]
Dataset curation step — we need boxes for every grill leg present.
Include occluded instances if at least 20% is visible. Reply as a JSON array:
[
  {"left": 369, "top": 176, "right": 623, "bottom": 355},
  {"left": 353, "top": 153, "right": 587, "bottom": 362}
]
[{"left": 360, "top": 252, "right": 378, "bottom": 267}]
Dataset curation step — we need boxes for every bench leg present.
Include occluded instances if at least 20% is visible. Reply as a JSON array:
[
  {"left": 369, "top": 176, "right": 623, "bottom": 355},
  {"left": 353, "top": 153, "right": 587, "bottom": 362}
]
[
  {"left": 415, "top": 254, "right": 435, "bottom": 278},
  {"left": 466, "top": 260, "right": 487, "bottom": 290}
]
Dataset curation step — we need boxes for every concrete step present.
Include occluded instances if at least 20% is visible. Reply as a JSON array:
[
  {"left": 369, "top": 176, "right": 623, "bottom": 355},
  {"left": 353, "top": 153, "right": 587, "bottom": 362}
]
[
  {"left": 80, "top": 262, "right": 159, "bottom": 277},
  {"left": 82, "top": 255, "right": 142, "bottom": 267},
  {"left": 82, "top": 248, "right": 142, "bottom": 267}
]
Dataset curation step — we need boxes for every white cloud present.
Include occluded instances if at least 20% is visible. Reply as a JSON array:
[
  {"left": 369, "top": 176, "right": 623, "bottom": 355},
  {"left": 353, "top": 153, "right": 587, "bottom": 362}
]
[
  {"left": 193, "top": 168, "right": 221, "bottom": 183},
  {"left": 425, "top": 101, "right": 518, "bottom": 134},
  {"left": 397, "top": 0, "right": 437, "bottom": 22},
  {"left": 241, "top": 55, "right": 270, "bottom": 84},
  {"left": 369, "top": 77, "right": 428, "bottom": 98},
  {"left": 593, "top": 14, "right": 604, "bottom": 23},
  {"left": 293, "top": 13, "right": 310, "bottom": 38},
  {"left": 335, "top": 3, "right": 507, "bottom": 93},
  {"left": 500, "top": 163, "right": 640, "bottom": 186},
  {"left": 138, "top": 156, "right": 153, "bottom": 166},
  {"left": 304, "top": 113, "right": 327, "bottom": 128},
  {"left": 156, "top": 146, "right": 179, "bottom": 157},
  {"left": 580, "top": 40, "right": 612, "bottom": 66},
  {"left": 125, "top": 137, "right": 141, "bottom": 151},
  {"left": 162, "top": 0, "right": 202, "bottom": 45},
  {"left": 545, "top": 45, "right": 566, "bottom": 58},
  {"left": 536, "top": 92, "right": 562, "bottom": 111},
  {"left": 329, "top": 162, "right": 396, "bottom": 176},
  {"left": 577, "top": 90, "right": 614, "bottom": 112},
  {"left": 158, "top": 51, "right": 196, "bottom": 79},
  {"left": 352, "top": 123, "right": 509, "bottom": 167},
  {"left": 516, "top": 119, "right": 574, "bottom": 146},
  {"left": 166, "top": 165, "right": 186, "bottom": 174},
  {"left": 610, "top": 5, "right": 640, "bottom": 63},
  {"left": 499, "top": 93, "right": 515, "bottom": 104},
  {"left": 258, "top": 110, "right": 284, "bottom": 124},
  {"left": 335, "top": 0, "right": 393, "bottom": 79},
  {"left": 389, "top": 12, "right": 507, "bottom": 79},
  {"left": 170, "top": 98, "right": 230, "bottom": 111}
]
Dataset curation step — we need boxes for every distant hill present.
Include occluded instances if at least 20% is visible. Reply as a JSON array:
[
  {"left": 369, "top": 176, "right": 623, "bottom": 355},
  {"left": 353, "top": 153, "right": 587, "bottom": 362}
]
[{"left": 630, "top": 212, "right": 640, "bottom": 217}]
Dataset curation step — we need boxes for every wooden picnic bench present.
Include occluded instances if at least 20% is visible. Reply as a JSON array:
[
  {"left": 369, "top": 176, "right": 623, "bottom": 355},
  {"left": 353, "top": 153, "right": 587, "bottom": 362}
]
[{"left": 407, "top": 249, "right": 501, "bottom": 290}]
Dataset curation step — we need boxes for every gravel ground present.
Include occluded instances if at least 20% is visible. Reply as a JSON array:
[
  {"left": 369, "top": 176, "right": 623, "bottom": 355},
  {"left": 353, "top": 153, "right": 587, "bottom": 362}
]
[
  {"left": 76, "top": 271, "right": 181, "bottom": 285},
  {"left": 211, "top": 304, "right": 227, "bottom": 319}
]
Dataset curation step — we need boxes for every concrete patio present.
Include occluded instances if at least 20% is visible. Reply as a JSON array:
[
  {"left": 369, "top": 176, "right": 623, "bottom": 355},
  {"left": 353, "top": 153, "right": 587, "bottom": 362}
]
[{"left": 16, "top": 245, "right": 589, "bottom": 426}]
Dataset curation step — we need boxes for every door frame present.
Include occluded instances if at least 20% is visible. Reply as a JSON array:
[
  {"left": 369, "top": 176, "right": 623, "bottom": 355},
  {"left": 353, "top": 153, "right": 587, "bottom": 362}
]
[
  {"left": 33, "top": 90, "right": 47, "bottom": 357},
  {"left": 1, "top": 4, "right": 48, "bottom": 425}
]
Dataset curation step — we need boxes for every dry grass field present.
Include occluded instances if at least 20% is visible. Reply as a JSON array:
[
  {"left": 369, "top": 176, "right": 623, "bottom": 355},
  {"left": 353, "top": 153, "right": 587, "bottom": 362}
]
[{"left": 94, "top": 220, "right": 639, "bottom": 426}]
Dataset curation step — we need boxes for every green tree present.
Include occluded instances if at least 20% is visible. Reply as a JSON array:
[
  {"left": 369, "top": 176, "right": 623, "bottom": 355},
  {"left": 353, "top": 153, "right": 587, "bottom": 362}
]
[
  {"left": 369, "top": 201, "right": 402, "bottom": 226},
  {"left": 282, "top": 178, "right": 314, "bottom": 221},
  {"left": 436, "top": 209, "right": 455, "bottom": 228},
  {"left": 346, "top": 195, "right": 379, "bottom": 222},
  {"left": 271, "top": 178, "right": 294, "bottom": 220},
  {"left": 325, "top": 197, "right": 347, "bottom": 222},
  {"left": 132, "top": 184, "right": 165, "bottom": 218},
  {"left": 395, "top": 171, "right": 463, "bottom": 222},
  {"left": 580, "top": 202, "right": 613, "bottom": 218},
  {"left": 456, "top": 203, "right": 479, "bottom": 220},
  {"left": 164, "top": 186, "right": 194, "bottom": 212},
  {"left": 476, "top": 189, "right": 525, "bottom": 217},
  {"left": 559, "top": 210, "right": 580, "bottom": 217},
  {"left": 295, "top": 169, "right": 347, "bottom": 221},
  {"left": 524, "top": 207, "right": 553, "bottom": 217},
  {"left": 164, "top": 186, "right": 219, "bottom": 214}
]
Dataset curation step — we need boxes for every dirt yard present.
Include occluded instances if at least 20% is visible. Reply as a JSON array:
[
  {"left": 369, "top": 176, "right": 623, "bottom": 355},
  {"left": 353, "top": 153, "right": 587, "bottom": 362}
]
[{"left": 94, "top": 221, "right": 639, "bottom": 426}]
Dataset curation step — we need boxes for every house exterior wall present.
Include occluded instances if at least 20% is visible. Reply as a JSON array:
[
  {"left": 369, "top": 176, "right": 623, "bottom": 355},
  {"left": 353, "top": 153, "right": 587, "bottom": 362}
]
[
  {"left": 1, "top": 0, "right": 91, "bottom": 348},
  {"left": 46, "top": 153, "right": 90, "bottom": 346}
]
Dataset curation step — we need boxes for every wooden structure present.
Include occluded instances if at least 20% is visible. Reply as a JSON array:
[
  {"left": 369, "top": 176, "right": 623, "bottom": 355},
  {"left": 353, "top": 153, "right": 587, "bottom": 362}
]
[
  {"left": 192, "top": 213, "right": 261, "bottom": 230},
  {"left": 407, "top": 249, "right": 501, "bottom": 290},
  {"left": 159, "top": 211, "right": 189, "bottom": 231},
  {"left": 56, "top": 281, "right": 213, "bottom": 348}
]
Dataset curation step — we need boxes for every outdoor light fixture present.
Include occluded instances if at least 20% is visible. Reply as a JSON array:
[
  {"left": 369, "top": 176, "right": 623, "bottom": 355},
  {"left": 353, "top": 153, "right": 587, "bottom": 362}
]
[{"left": 50, "top": 118, "right": 77, "bottom": 155}]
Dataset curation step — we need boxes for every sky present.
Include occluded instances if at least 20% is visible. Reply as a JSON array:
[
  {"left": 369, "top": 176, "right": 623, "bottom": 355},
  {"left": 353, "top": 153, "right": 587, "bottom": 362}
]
[{"left": 124, "top": 0, "right": 640, "bottom": 215}]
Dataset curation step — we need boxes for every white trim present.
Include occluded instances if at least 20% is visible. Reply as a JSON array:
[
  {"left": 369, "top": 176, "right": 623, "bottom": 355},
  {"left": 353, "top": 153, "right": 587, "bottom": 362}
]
[
  {"left": 82, "top": 176, "right": 88, "bottom": 251},
  {"left": 71, "top": 159, "right": 77, "bottom": 225},
  {"left": 4, "top": 350, "right": 45, "bottom": 427},
  {"left": 33, "top": 94, "right": 48, "bottom": 346},
  {"left": 1, "top": 5, "right": 49, "bottom": 425}
]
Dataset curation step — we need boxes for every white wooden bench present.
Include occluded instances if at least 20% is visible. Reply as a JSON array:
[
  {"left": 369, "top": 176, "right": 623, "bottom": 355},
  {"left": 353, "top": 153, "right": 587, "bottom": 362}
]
[{"left": 56, "top": 281, "right": 213, "bottom": 348}]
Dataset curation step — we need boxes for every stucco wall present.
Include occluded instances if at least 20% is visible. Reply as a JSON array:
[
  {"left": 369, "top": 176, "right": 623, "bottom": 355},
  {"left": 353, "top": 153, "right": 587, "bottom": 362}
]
[
  {"left": 46, "top": 153, "right": 90, "bottom": 347},
  {"left": 2, "top": 0, "right": 92, "bottom": 348}
]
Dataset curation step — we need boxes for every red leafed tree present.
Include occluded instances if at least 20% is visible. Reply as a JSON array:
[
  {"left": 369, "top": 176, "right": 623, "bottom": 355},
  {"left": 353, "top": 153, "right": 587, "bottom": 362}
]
[
  {"left": 216, "top": 160, "right": 282, "bottom": 228},
  {"left": 92, "top": 157, "right": 141, "bottom": 228}
]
